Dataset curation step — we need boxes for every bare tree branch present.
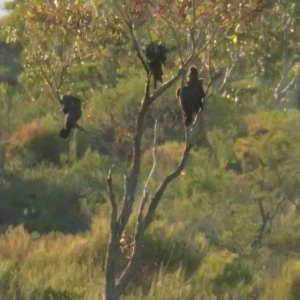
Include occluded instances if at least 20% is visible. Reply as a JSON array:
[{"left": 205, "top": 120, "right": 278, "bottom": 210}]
[
  {"left": 104, "top": 165, "right": 119, "bottom": 299},
  {"left": 107, "top": 165, "right": 118, "bottom": 223},
  {"left": 277, "top": 71, "right": 300, "bottom": 99},
  {"left": 288, "top": 198, "right": 300, "bottom": 210},
  {"left": 144, "top": 135, "right": 193, "bottom": 230},
  {"left": 117, "top": 101, "right": 149, "bottom": 233},
  {"left": 73, "top": 123, "right": 89, "bottom": 135},
  {"left": 117, "top": 67, "right": 189, "bottom": 235},
  {"left": 257, "top": 198, "right": 267, "bottom": 223},
  {"left": 114, "top": 15, "right": 217, "bottom": 236},
  {"left": 31, "top": 47, "right": 91, "bottom": 107},
  {"left": 150, "top": 63, "right": 191, "bottom": 101},
  {"left": 129, "top": 27, "right": 150, "bottom": 74},
  {"left": 115, "top": 201, "right": 145, "bottom": 298},
  {"left": 145, "top": 72, "right": 151, "bottom": 99},
  {"left": 144, "top": 119, "right": 158, "bottom": 193},
  {"left": 55, "top": 66, "right": 67, "bottom": 101},
  {"left": 114, "top": 124, "right": 160, "bottom": 296},
  {"left": 115, "top": 126, "right": 158, "bottom": 296},
  {"left": 270, "top": 197, "right": 286, "bottom": 220}
]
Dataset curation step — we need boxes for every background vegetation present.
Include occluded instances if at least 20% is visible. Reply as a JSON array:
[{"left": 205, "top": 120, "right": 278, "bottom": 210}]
[{"left": 0, "top": 0, "right": 300, "bottom": 299}]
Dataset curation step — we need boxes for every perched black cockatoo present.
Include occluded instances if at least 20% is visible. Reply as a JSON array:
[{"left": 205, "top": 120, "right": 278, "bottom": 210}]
[
  {"left": 176, "top": 66, "right": 205, "bottom": 127},
  {"left": 59, "top": 95, "right": 82, "bottom": 139},
  {"left": 145, "top": 42, "right": 168, "bottom": 89}
]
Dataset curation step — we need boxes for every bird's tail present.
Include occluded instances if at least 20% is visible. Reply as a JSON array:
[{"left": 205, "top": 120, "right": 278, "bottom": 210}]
[
  {"left": 152, "top": 66, "right": 163, "bottom": 82},
  {"left": 59, "top": 126, "right": 72, "bottom": 139}
]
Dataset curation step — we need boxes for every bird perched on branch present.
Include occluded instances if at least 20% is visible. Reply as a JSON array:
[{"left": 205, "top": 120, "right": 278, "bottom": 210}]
[
  {"left": 176, "top": 66, "right": 205, "bottom": 127},
  {"left": 145, "top": 42, "right": 168, "bottom": 89},
  {"left": 59, "top": 95, "right": 83, "bottom": 139}
]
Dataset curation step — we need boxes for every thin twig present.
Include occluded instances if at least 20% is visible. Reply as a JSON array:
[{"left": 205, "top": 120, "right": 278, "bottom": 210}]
[
  {"left": 32, "top": 53, "right": 61, "bottom": 105},
  {"left": 74, "top": 123, "right": 89, "bottom": 134},
  {"left": 114, "top": 0, "right": 149, "bottom": 74},
  {"left": 143, "top": 119, "right": 158, "bottom": 194}
]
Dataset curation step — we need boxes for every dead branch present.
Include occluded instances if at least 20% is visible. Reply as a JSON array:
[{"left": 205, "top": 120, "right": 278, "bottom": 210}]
[
  {"left": 144, "top": 119, "right": 158, "bottom": 194},
  {"left": 115, "top": 199, "right": 145, "bottom": 298},
  {"left": 144, "top": 135, "right": 192, "bottom": 230},
  {"left": 107, "top": 164, "right": 118, "bottom": 223},
  {"left": 270, "top": 197, "right": 286, "bottom": 220},
  {"left": 116, "top": 64, "right": 189, "bottom": 235},
  {"left": 105, "top": 165, "right": 121, "bottom": 300},
  {"left": 150, "top": 62, "right": 191, "bottom": 101},
  {"left": 74, "top": 123, "right": 89, "bottom": 135},
  {"left": 288, "top": 198, "right": 300, "bottom": 210},
  {"left": 189, "top": 110, "right": 204, "bottom": 143},
  {"left": 144, "top": 72, "right": 151, "bottom": 102},
  {"left": 114, "top": 126, "right": 158, "bottom": 296}
]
